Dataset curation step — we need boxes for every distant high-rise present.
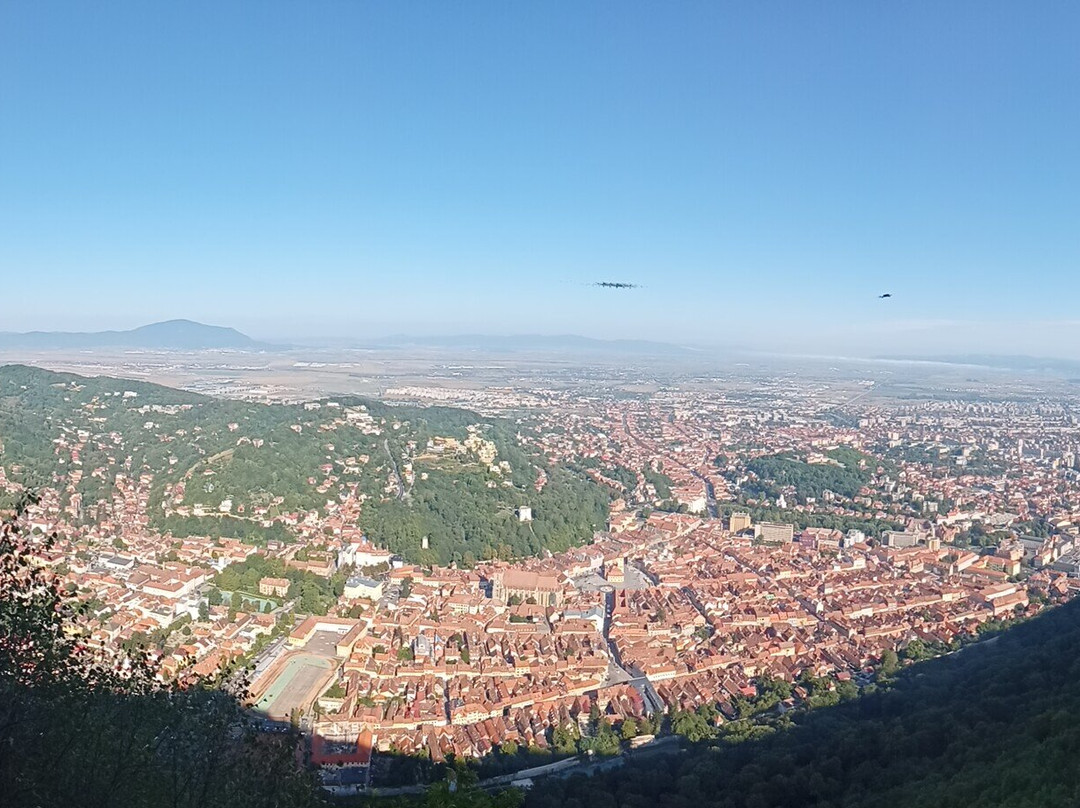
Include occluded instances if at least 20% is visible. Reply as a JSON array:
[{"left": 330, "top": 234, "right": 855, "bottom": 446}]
[
  {"left": 882, "top": 530, "right": 922, "bottom": 549},
  {"left": 729, "top": 512, "right": 752, "bottom": 533},
  {"left": 843, "top": 529, "right": 866, "bottom": 547},
  {"left": 756, "top": 522, "right": 794, "bottom": 543}
]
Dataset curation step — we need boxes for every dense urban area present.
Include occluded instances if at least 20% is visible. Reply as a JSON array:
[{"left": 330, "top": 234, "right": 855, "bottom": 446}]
[{"left": 4, "top": 360, "right": 1080, "bottom": 799}]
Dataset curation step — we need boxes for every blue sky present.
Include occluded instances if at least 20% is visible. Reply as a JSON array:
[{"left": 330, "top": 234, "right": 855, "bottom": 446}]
[{"left": 2, "top": 2, "right": 1079, "bottom": 355}]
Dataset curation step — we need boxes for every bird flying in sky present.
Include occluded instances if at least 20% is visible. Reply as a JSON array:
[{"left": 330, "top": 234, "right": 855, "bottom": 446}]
[
  {"left": 879, "top": 293, "right": 892, "bottom": 298},
  {"left": 593, "top": 281, "right": 640, "bottom": 289}
]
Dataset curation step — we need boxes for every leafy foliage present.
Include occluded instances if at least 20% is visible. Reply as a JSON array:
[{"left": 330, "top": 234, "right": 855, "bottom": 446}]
[
  {"left": 605, "top": 465, "right": 639, "bottom": 494},
  {"left": 213, "top": 554, "right": 346, "bottom": 615},
  {"left": 744, "top": 448, "right": 872, "bottom": 502},
  {"left": 642, "top": 467, "right": 674, "bottom": 499},
  {"left": 0, "top": 495, "right": 325, "bottom": 808},
  {"left": 716, "top": 502, "right": 901, "bottom": 538},
  {"left": 0, "top": 365, "right": 609, "bottom": 565}
]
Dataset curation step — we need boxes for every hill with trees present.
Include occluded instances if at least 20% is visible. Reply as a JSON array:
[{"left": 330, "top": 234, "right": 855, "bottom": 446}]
[
  {"left": 0, "top": 364, "right": 608, "bottom": 565},
  {"left": 741, "top": 447, "right": 875, "bottom": 503}
]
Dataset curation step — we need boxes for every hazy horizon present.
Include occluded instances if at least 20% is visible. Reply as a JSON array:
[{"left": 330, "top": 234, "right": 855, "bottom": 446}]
[
  {"left": 3, "top": 3, "right": 1079, "bottom": 357},
  {"left": 9, "top": 316, "right": 1080, "bottom": 363}
]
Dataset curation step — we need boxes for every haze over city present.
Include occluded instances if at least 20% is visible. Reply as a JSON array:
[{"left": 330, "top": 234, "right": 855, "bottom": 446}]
[
  {"left": 3, "top": 3, "right": 1080, "bottom": 356},
  {"left": 9, "top": 4, "right": 1080, "bottom": 807}
]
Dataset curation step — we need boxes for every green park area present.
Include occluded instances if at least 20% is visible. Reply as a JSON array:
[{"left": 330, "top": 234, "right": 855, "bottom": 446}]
[{"left": 217, "top": 589, "right": 280, "bottom": 612}]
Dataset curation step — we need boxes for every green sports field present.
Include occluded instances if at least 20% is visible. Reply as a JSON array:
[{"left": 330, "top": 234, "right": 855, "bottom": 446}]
[{"left": 252, "top": 654, "right": 333, "bottom": 720}]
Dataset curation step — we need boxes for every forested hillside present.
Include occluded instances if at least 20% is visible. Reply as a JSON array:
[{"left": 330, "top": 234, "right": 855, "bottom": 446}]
[
  {"left": 0, "top": 365, "right": 608, "bottom": 564},
  {"left": 741, "top": 447, "right": 875, "bottom": 503}
]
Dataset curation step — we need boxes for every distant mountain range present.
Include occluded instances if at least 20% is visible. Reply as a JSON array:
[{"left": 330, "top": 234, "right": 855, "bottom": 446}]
[
  {"left": 0, "top": 320, "right": 268, "bottom": 351},
  {"left": 0, "top": 321, "right": 700, "bottom": 357},
  {"left": 879, "top": 354, "right": 1080, "bottom": 374}
]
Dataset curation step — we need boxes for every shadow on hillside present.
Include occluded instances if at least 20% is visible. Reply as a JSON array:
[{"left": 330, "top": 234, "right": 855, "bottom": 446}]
[
  {"left": 0, "top": 674, "right": 330, "bottom": 808},
  {"left": 520, "top": 599, "right": 1080, "bottom": 808},
  {"left": 7, "top": 599, "right": 1080, "bottom": 808}
]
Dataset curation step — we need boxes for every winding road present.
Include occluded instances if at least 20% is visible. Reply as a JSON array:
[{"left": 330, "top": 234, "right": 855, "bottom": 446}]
[{"left": 383, "top": 438, "right": 405, "bottom": 500}]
